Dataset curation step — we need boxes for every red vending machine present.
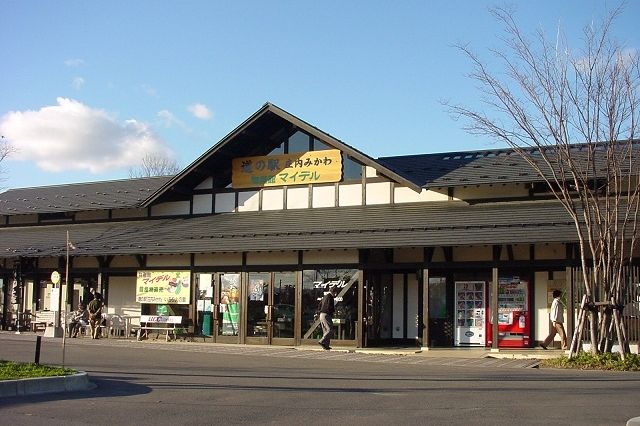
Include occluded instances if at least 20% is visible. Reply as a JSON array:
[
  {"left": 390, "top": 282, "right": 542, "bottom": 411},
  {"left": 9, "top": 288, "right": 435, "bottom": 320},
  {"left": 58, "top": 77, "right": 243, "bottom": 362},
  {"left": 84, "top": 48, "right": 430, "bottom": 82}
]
[{"left": 486, "top": 276, "right": 531, "bottom": 348}]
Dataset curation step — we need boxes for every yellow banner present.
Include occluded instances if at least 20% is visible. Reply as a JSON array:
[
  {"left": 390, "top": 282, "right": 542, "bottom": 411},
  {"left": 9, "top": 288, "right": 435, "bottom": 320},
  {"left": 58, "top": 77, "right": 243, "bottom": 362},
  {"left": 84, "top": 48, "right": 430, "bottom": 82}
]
[
  {"left": 232, "top": 149, "right": 342, "bottom": 189},
  {"left": 136, "top": 271, "right": 191, "bottom": 304}
]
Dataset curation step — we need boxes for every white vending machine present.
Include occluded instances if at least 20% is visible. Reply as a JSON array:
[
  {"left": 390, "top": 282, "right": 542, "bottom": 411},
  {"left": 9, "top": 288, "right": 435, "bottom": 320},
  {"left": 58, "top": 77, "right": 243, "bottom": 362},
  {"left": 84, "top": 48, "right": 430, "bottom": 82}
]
[{"left": 454, "top": 281, "right": 486, "bottom": 346}]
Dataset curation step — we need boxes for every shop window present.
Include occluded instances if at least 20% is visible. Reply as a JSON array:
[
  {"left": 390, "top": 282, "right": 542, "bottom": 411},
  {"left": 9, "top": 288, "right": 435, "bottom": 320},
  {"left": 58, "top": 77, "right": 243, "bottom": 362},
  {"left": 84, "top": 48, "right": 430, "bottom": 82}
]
[{"left": 302, "top": 269, "right": 358, "bottom": 341}]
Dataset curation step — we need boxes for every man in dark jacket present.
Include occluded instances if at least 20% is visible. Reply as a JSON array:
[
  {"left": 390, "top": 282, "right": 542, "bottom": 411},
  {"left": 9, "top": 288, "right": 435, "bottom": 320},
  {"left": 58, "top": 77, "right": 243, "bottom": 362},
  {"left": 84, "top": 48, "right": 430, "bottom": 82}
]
[
  {"left": 317, "top": 286, "right": 338, "bottom": 350},
  {"left": 87, "top": 293, "right": 104, "bottom": 339}
]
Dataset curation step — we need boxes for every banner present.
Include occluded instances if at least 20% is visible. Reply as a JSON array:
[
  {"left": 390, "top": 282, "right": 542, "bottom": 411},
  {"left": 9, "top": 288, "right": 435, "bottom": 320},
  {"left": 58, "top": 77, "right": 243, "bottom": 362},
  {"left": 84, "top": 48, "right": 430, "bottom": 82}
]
[
  {"left": 232, "top": 149, "right": 342, "bottom": 188},
  {"left": 136, "top": 271, "right": 191, "bottom": 304}
]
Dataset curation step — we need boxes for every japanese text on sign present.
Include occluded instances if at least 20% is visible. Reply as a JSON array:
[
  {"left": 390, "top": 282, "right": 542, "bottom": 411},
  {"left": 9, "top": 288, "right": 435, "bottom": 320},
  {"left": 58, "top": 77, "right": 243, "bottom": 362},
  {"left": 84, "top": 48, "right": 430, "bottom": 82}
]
[
  {"left": 136, "top": 270, "right": 191, "bottom": 304},
  {"left": 231, "top": 149, "right": 342, "bottom": 189}
]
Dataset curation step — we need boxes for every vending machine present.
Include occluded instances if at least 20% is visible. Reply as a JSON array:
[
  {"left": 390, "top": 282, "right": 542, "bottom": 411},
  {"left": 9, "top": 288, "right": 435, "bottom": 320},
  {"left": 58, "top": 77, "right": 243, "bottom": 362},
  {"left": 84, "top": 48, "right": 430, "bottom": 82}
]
[
  {"left": 454, "top": 281, "right": 486, "bottom": 346},
  {"left": 486, "top": 276, "right": 531, "bottom": 348}
]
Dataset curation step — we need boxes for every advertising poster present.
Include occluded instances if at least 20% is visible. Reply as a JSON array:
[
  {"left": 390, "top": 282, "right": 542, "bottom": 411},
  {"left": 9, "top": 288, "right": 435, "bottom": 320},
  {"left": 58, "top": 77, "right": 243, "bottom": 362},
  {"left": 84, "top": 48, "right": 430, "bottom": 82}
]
[{"left": 136, "top": 271, "right": 191, "bottom": 304}]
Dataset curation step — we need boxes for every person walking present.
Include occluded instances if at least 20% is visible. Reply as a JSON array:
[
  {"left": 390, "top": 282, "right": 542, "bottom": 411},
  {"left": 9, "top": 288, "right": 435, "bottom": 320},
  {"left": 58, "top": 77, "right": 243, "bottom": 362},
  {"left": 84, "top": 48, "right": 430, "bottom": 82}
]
[
  {"left": 317, "top": 286, "right": 338, "bottom": 350},
  {"left": 541, "top": 289, "right": 568, "bottom": 350},
  {"left": 87, "top": 293, "right": 104, "bottom": 339}
]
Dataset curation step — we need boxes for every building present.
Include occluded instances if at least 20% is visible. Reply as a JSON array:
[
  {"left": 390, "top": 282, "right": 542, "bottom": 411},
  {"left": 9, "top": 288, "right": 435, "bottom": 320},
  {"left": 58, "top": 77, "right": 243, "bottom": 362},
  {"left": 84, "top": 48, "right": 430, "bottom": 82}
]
[{"left": 1, "top": 103, "right": 638, "bottom": 349}]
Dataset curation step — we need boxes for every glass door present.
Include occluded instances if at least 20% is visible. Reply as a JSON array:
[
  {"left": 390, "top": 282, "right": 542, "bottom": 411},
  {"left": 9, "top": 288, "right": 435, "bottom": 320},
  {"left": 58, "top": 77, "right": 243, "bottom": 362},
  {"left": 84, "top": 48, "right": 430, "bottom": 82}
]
[
  {"left": 245, "top": 272, "right": 271, "bottom": 344},
  {"left": 215, "top": 273, "right": 241, "bottom": 343},
  {"left": 244, "top": 271, "right": 298, "bottom": 345},
  {"left": 364, "top": 272, "right": 393, "bottom": 347},
  {"left": 272, "top": 272, "right": 296, "bottom": 344}
]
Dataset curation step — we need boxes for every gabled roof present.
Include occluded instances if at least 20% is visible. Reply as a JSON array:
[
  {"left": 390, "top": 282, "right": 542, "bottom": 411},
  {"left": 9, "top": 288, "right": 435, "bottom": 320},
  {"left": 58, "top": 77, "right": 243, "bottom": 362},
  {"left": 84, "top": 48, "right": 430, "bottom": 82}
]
[
  {"left": 0, "top": 199, "right": 579, "bottom": 259},
  {"left": 0, "top": 176, "right": 172, "bottom": 216},
  {"left": 143, "top": 103, "right": 423, "bottom": 206},
  {"left": 378, "top": 141, "right": 640, "bottom": 189}
]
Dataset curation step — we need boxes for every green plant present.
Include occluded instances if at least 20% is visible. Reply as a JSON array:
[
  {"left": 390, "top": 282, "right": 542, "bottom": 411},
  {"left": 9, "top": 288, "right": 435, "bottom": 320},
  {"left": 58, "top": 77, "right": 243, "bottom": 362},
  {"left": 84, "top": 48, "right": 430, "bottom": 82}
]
[
  {"left": 0, "top": 360, "right": 75, "bottom": 380},
  {"left": 541, "top": 352, "right": 640, "bottom": 371}
]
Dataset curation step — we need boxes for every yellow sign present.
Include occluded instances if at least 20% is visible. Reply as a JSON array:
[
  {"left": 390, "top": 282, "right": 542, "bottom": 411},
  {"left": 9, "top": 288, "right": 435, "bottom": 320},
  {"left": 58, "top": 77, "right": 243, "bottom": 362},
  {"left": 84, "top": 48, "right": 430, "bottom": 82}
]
[
  {"left": 136, "top": 271, "right": 191, "bottom": 304},
  {"left": 232, "top": 149, "right": 342, "bottom": 189}
]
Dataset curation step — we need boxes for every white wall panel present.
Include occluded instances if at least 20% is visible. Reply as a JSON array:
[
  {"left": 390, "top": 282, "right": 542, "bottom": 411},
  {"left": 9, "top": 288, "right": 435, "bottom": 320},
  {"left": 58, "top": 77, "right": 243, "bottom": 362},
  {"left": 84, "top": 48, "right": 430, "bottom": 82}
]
[
  {"left": 150, "top": 201, "right": 190, "bottom": 216},
  {"left": 246, "top": 251, "right": 298, "bottom": 265},
  {"left": 108, "top": 276, "right": 140, "bottom": 319},
  {"left": 394, "top": 187, "right": 448, "bottom": 203},
  {"left": 312, "top": 185, "right": 335, "bottom": 208},
  {"left": 262, "top": 188, "right": 284, "bottom": 211},
  {"left": 215, "top": 193, "right": 236, "bottom": 213},
  {"left": 194, "top": 252, "right": 243, "bottom": 266},
  {"left": 286, "top": 187, "right": 309, "bottom": 209},
  {"left": 238, "top": 191, "right": 259, "bottom": 212},
  {"left": 146, "top": 255, "right": 190, "bottom": 267},
  {"left": 303, "top": 249, "right": 358, "bottom": 264},
  {"left": 338, "top": 184, "right": 362, "bottom": 206},
  {"left": 366, "top": 182, "right": 392, "bottom": 205},
  {"left": 195, "top": 177, "right": 213, "bottom": 189},
  {"left": 193, "top": 194, "right": 212, "bottom": 214}
]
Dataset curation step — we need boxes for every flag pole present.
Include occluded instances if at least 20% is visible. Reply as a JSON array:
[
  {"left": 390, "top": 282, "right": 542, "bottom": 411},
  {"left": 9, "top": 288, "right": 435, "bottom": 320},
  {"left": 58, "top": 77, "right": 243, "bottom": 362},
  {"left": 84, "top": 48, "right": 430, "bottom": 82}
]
[{"left": 62, "top": 230, "right": 69, "bottom": 366}]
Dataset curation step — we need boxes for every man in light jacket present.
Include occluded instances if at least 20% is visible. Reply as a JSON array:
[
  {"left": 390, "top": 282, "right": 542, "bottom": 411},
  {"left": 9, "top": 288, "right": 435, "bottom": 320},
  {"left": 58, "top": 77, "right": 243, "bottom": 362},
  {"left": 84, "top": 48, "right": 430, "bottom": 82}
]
[{"left": 541, "top": 289, "right": 568, "bottom": 350}]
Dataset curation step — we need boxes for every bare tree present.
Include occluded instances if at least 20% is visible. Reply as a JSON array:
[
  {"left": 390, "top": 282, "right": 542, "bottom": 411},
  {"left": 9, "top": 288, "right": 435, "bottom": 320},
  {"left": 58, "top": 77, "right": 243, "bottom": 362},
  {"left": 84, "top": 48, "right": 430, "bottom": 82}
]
[
  {"left": 1, "top": 135, "right": 15, "bottom": 185},
  {"left": 128, "top": 153, "right": 181, "bottom": 178},
  {"left": 447, "top": 6, "right": 640, "bottom": 357}
]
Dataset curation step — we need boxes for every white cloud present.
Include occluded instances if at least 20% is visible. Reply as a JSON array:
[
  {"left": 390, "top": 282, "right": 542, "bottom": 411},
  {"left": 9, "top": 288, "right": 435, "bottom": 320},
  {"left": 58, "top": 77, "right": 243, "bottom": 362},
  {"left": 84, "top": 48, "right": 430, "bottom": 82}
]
[
  {"left": 188, "top": 103, "right": 213, "bottom": 120},
  {"left": 72, "top": 77, "right": 85, "bottom": 90},
  {"left": 158, "top": 110, "right": 183, "bottom": 128},
  {"left": 0, "top": 98, "right": 174, "bottom": 174},
  {"left": 64, "top": 58, "right": 84, "bottom": 67}
]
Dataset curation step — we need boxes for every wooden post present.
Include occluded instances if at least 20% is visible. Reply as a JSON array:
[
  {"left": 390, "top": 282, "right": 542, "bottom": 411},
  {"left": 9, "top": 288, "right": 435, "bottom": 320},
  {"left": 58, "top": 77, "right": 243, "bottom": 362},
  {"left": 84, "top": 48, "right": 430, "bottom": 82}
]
[
  {"left": 422, "top": 268, "right": 430, "bottom": 349},
  {"left": 491, "top": 267, "right": 499, "bottom": 350}
]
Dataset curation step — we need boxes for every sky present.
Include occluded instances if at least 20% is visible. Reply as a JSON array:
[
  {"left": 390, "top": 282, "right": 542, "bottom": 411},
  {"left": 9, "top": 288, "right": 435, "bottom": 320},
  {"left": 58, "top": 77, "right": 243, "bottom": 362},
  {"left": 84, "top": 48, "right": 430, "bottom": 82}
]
[{"left": 1, "top": 1, "right": 638, "bottom": 190}]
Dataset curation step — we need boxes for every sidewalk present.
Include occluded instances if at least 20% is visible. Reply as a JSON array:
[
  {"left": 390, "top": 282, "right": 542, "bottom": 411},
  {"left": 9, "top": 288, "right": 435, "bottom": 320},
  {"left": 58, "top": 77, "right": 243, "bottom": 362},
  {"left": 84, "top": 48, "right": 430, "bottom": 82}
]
[
  {"left": 2, "top": 330, "right": 555, "bottom": 397},
  {"left": 1, "top": 329, "right": 557, "bottom": 364}
]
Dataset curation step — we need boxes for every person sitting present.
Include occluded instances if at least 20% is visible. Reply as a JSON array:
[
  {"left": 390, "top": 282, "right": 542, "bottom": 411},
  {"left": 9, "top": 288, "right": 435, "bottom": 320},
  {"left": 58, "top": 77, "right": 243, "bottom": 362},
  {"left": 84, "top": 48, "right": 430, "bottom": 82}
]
[{"left": 68, "top": 303, "right": 88, "bottom": 337}]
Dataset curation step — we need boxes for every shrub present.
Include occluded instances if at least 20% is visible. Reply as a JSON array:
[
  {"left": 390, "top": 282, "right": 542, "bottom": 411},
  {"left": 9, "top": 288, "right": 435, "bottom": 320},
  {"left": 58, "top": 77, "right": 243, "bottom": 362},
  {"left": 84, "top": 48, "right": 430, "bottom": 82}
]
[
  {"left": 541, "top": 352, "right": 640, "bottom": 371},
  {"left": 0, "top": 360, "right": 75, "bottom": 380}
]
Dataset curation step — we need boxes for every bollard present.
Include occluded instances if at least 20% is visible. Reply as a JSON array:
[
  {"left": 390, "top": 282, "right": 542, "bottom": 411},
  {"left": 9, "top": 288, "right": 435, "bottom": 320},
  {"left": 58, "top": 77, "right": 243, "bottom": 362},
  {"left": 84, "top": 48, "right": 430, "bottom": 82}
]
[{"left": 35, "top": 335, "right": 42, "bottom": 365}]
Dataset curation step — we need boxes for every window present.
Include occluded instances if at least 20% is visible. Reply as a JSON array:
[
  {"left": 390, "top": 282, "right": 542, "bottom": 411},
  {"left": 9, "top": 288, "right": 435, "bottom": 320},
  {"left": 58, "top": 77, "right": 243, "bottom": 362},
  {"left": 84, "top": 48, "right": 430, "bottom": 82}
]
[
  {"left": 288, "top": 131, "right": 310, "bottom": 153},
  {"left": 342, "top": 155, "right": 362, "bottom": 181},
  {"left": 302, "top": 269, "right": 358, "bottom": 341},
  {"left": 313, "top": 138, "right": 332, "bottom": 151}
]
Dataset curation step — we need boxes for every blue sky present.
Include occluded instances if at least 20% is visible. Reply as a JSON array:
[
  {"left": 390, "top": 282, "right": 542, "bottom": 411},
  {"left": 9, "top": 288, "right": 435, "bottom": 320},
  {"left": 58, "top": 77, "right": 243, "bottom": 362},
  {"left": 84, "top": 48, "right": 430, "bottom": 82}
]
[{"left": 1, "top": 1, "right": 638, "bottom": 190}]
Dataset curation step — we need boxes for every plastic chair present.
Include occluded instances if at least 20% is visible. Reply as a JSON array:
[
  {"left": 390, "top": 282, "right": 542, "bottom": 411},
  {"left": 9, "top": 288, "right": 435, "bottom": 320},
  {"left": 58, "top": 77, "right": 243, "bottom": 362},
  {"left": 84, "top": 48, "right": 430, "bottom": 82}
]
[{"left": 108, "top": 314, "right": 126, "bottom": 338}]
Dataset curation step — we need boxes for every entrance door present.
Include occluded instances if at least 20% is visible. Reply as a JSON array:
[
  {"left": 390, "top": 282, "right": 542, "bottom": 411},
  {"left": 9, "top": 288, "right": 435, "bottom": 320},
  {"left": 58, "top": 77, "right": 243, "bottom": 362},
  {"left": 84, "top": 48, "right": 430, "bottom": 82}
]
[
  {"left": 365, "top": 272, "right": 393, "bottom": 346},
  {"left": 428, "top": 276, "right": 454, "bottom": 347},
  {"left": 245, "top": 272, "right": 297, "bottom": 345},
  {"left": 214, "top": 273, "right": 242, "bottom": 343},
  {"left": 365, "top": 271, "right": 420, "bottom": 347}
]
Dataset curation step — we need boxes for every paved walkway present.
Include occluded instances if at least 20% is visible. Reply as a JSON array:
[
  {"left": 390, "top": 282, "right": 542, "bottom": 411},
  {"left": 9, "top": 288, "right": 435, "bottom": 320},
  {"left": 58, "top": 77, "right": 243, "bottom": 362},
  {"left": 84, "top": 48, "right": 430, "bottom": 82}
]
[{"left": 2, "top": 330, "right": 554, "bottom": 369}]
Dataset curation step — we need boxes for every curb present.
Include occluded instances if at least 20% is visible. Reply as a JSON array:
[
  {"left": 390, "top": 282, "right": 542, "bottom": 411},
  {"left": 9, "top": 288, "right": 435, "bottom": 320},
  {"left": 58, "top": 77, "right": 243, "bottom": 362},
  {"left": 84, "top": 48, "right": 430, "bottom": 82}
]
[{"left": 0, "top": 371, "right": 94, "bottom": 398}]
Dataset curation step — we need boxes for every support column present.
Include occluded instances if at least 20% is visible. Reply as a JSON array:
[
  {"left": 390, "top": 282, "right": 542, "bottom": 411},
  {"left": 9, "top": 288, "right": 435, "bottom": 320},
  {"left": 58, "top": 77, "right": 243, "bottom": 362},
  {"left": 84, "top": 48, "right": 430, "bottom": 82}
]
[
  {"left": 422, "top": 268, "right": 430, "bottom": 349},
  {"left": 357, "top": 269, "right": 364, "bottom": 348},
  {"left": 491, "top": 267, "right": 499, "bottom": 350}
]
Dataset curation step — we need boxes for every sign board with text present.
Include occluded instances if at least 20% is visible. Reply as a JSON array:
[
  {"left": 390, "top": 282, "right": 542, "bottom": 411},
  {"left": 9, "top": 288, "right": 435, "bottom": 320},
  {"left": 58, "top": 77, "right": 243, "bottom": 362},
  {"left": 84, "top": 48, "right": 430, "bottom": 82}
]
[{"left": 232, "top": 149, "right": 342, "bottom": 189}]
